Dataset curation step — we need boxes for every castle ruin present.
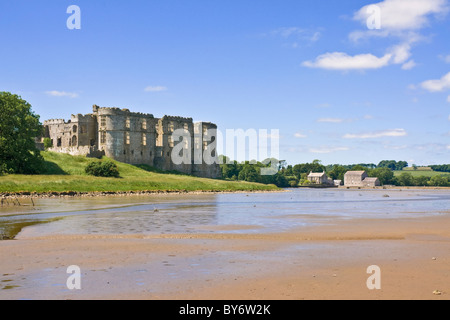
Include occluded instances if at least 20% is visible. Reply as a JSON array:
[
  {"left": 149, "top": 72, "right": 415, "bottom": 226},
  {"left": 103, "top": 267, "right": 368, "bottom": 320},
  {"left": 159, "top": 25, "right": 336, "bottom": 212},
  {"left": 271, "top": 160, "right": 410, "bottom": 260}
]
[{"left": 42, "top": 105, "right": 221, "bottom": 179}]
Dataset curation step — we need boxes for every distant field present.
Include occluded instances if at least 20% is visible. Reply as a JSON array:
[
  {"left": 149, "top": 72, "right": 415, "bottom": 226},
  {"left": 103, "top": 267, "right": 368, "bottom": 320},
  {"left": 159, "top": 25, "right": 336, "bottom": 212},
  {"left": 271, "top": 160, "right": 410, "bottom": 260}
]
[
  {"left": 394, "top": 170, "right": 450, "bottom": 177},
  {"left": 0, "top": 152, "right": 278, "bottom": 194},
  {"left": 402, "top": 167, "right": 432, "bottom": 171}
]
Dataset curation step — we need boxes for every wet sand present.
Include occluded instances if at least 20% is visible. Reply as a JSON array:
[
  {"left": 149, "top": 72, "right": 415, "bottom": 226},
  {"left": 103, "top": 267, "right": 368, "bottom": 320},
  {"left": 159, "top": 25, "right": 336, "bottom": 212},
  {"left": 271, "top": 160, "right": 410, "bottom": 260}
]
[{"left": 1, "top": 212, "right": 450, "bottom": 300}]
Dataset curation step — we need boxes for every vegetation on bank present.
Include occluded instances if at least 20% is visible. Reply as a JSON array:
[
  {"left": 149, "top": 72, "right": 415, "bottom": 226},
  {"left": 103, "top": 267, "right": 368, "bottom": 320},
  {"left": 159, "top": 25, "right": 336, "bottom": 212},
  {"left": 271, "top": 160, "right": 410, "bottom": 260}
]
[
  {"left": 0, "top": 152, "right": 278, "bottom": 194},
  {"left": 221, "top": 159, "right": 450, "bottom": 188}
]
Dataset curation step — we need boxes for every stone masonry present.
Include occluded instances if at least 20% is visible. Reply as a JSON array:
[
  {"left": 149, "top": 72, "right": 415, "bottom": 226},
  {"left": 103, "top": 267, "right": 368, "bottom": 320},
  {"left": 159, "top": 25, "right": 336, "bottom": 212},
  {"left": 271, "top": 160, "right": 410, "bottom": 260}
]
[{"left": 42, "top": 105, "right": 221, "bottom": 179}]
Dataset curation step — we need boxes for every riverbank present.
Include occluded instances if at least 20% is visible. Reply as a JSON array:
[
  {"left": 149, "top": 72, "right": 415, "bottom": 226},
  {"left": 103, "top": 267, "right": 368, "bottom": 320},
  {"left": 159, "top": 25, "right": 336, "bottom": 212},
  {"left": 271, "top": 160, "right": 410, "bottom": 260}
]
[
  {"left": 1, "top": 188, "right": 450, "bottom": 300},
  {"left": 1, "top": 211, "right": 450, "bottom": 300},
  {"left": 0, "top": 152, "right": 279, "bottom": 197},
  {"left": 0, "top": 188, "right": 284, "bottom": 200}
]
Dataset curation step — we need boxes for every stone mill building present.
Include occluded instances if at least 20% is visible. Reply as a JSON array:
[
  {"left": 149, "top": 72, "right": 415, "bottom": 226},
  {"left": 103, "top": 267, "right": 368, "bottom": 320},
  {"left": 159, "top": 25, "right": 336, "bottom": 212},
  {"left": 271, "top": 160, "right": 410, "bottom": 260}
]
[{"left": 42, "top": 105, "right": 221, "bottom": 179}]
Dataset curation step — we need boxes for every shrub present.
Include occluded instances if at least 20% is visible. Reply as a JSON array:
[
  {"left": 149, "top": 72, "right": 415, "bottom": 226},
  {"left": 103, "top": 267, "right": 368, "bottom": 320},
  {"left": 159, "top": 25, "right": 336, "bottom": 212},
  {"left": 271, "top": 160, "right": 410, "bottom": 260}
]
[
  {"left": 85, "top": 160, "right": 120, "bottom": 178},
  {"left": 43, "top": 138, "right": 53, "bottom": 150}
]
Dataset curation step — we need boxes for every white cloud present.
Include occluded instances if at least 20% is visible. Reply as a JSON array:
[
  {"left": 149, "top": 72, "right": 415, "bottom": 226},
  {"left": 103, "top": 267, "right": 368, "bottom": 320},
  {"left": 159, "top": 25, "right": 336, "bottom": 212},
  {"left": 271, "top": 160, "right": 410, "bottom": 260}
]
[
  {"left": 270, "top": 27, "right": 322, "bottom": 43},
  {"left": 447, "top": 145, "right": 450, "bottom": 150},
  {"left": 302, "top": 40, "right": 417, "bottom": 71},
  {"left": 438, "top": 54, "right": 450, "bottom": 63},
  {"left": 309, "top": 146, "right": 350, "bottom": 154},
  {"left": 402, "top": 60, "right": 417, "bottom": 70},
  {"left": 302, "top": 52, "right": 392, "bottom": 70},
  {"left": 45, "top": 91, "right": 79, "bottom": 98},
  {"left": 353, "top": 0, "right": 448, "bottom": 32},
  {"left": 316, "top": 117, "right": 346, "bottom": 123},
  {"left": 343, "top": 128, "right": 407, "bottom": 139},
  {"left": 389, "top": 42, "right": 412, "bottom": 64},
  {"left": 420, "top": 72, "right": 450, "bottom": 92},
  {"left": 144, "top": 86, "right": 168, "bottom": 92},
  {"left": 294, "top": 132, "right": 307, "bottom": 138}
]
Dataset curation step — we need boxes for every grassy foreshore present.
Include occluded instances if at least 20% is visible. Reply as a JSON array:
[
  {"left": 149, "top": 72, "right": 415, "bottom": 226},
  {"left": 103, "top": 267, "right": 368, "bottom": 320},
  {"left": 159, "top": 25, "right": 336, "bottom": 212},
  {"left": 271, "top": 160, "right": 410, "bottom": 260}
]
[{"left": 0, "top": 152, "right": 279, "bottom": 196}]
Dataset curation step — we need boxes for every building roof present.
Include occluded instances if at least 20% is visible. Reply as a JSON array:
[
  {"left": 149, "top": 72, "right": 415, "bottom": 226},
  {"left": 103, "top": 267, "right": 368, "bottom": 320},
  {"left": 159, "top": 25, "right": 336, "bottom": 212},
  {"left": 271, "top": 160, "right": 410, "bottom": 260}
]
[
  {"left": 363, "top": 177, "right": 379, "bottom": 182},
  {"left": 308, "top": 171, "right": 326, "bottom": 177},
  {"left": 344, "top": 170, "right": 367, "bottom": 176}
]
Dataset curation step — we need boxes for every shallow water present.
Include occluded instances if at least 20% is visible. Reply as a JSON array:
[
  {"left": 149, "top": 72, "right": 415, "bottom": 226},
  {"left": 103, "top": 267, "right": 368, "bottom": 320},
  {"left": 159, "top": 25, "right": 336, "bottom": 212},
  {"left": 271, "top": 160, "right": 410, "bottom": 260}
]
[{"left": 1, "top": 188, "right": 450, "bottom": 239}]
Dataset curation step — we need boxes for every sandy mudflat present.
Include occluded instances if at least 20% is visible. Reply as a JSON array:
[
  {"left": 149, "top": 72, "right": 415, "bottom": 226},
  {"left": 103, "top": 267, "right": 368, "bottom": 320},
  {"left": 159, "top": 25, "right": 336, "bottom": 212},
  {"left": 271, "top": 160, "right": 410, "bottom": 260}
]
[{"left": 1, "top": 210, "right": 450, "bottom": 300}]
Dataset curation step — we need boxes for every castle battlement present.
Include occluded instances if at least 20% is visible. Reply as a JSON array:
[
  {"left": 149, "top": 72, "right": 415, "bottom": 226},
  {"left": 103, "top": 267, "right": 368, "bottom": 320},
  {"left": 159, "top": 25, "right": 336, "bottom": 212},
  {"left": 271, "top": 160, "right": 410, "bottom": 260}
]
[
  {"left": 42, "top": 104, "right": 221, "bottom": 179},
  {"left": 161, "top": 115, "right": 193, "bottom": 122},
  {"left": 43, "top": 119, "right": 66, "bottom": 125},
  {"left": 95, "top": 106, "right": 154, "bottom": 118}
]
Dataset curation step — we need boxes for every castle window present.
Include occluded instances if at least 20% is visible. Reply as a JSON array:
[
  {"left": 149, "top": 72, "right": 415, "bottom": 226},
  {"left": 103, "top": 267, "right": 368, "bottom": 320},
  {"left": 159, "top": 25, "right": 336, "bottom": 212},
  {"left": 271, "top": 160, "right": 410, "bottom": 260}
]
[
  {"left": 100, "top": 116, "right": 106, "bottom": 127},
  {"left": 194, "top": 137, "right": 200, "bottom": 149},
  {"left": 203, "top": 126, "right": 208, "bottom": 136},
  {"left": 72, "top": 125, "right": 77, "bottom": 133},
  {"left": 168, "top": 122, "right": 174, "bottom": 133},
  {"left": 150, "top": 151, "right": 152, "bottom": 157},
  {"left": 142, "top": 133, "right": 147, "bottom": 146},
  {"left": 168, "top": 136, "right": 174, "bottom": 148},
  {"left": 203, "top": 141, "right": 208, "bottom": 150},
  {"left": 141, "top": 121, "right": 147, "bottom": 130},
  {"left": 100, "top": 131, "right": 106, "bottom": 145},
  {"left": 184, "top": 123, "right": 189, "bottom": 131},
  {"left": 125, "top": 118, "right": 130, "bottom": 129},
  {"left": 125, "top": 132, "right": 130, "bottom": 145}
]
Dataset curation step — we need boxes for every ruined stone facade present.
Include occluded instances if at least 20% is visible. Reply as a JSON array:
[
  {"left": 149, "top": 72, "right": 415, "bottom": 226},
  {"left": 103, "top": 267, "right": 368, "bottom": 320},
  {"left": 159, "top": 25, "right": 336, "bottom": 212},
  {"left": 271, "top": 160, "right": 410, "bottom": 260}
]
[{"left": 42, "top": 105, "right": 221, "bottom": 179}]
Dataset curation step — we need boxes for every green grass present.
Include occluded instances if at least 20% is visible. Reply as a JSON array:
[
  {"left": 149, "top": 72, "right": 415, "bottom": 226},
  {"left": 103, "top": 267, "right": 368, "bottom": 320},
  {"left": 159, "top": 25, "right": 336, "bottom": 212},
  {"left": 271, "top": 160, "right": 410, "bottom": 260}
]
[
  {"left": 394, "top": 170, "right": 450, "bottom": 178},
  {"left": 0, "top": 152, "right": 278, "bottom": 194}
]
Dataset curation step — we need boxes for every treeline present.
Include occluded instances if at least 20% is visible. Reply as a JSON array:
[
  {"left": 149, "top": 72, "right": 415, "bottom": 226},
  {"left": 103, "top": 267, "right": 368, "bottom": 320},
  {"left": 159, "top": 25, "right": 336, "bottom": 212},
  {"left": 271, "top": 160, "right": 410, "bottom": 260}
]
[
  {"left": 430, "top": 165, "right": 450, "bottom": 173},
  {"left": 220, "top": 157, "right": 450, "bottom": 187}
]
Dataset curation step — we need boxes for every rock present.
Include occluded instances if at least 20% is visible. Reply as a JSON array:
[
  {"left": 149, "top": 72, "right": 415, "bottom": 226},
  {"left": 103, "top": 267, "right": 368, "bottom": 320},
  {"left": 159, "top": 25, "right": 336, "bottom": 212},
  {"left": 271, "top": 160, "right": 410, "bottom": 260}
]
[
  {"left": 433, "top": 290, "right": 442, "bottom": 295},
  {"left": 432, "top": 257, "right": 437, "bottom": 260}
]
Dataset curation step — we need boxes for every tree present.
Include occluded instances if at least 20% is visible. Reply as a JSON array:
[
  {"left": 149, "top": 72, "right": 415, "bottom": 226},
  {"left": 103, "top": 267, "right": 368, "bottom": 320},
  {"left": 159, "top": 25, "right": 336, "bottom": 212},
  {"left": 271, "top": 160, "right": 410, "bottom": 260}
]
[
  {"left": 369, "top": 167, "right": 394, "bottom": 185},
  {"left": 0, "top": 92, "right": 44, "bottom": 174},
  {"left": 396, "top": 172, "right": 414, "bottom": 186},
  {"left": 328, "top": 165, "right": 347, "bottom": 181}
]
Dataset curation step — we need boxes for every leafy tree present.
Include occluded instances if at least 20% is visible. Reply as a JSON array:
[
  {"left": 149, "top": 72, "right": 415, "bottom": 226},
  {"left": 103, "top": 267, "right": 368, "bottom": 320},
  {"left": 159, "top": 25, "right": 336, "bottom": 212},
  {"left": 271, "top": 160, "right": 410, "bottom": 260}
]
[
  {"left": 369, "top": 167, "right": 394, "bottom": 185},
  {"left": 378, "top": 160, "right": 408, "bottom": 171},
  {"left": 428, "top": 175, "right": 449, "bottom": 187},
  {"left": 396, "top": 172, "right": 414, "bottom": 186},
  {"left": 328, "top": 165, "right": 347, "bottom": 181},
  {"left": 0, "top": 92, "right": 44, "bottom": 174},
  {"left": 43, "top": 137, "right": 53, "bottom": 150}
]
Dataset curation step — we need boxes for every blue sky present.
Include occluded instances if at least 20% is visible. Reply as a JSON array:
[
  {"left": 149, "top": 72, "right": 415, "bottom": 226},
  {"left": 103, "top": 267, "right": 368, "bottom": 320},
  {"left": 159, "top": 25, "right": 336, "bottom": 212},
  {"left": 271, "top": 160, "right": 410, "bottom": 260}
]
[{"left": 1, "top": 0, "right": 449, "bottom": 166}]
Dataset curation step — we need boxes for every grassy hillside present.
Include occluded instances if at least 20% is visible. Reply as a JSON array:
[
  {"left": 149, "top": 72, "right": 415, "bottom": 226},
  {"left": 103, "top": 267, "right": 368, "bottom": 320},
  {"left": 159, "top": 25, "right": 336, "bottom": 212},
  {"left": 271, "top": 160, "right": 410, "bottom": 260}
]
[
  {"left": 394, "top": 170, "right": 450, "bottom": 178},
  {"left": 0, "top": 152, "right": 278, "bottom": 194}
]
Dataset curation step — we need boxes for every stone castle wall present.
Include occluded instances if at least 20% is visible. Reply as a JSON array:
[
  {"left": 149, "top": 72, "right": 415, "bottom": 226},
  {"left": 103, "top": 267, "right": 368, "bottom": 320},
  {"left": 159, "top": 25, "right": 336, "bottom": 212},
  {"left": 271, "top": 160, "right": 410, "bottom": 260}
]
[{"left": 43, "top": 105, "right": 221, "bottom": 178}]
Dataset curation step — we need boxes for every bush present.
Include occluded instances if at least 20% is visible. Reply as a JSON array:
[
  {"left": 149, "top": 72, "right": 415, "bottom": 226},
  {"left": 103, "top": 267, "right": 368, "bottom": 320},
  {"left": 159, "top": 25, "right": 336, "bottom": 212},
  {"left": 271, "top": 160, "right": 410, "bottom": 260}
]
[
  {"left": 43, "top": 138, "right": 53, "bottom": 150},
  {"left": 85, "top": 160, "right": 120, "bottom": 178}
]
